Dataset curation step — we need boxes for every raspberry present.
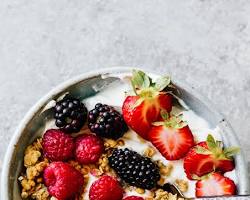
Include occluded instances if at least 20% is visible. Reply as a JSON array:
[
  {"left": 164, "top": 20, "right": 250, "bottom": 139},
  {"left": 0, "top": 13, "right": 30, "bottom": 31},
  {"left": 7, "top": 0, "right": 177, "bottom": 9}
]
[
  {"left": 43, "top": 162, "right": 84, "bottom": 200},
  {"left": 89, "top": 175, "right": 124, "bottom": 200},
  {"left": 75, "top": 134, "right": 104, "bottom": 164},
  {"left": 42, "top": 129, "right": 75, "bottom": 161},
  {"left": 123, "top": 196, "right": 144, "bottom": 200}
]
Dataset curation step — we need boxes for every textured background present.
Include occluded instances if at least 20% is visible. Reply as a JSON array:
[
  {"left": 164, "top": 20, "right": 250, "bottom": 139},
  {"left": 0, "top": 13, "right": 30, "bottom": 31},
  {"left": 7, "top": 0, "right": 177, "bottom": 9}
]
[{"left": 0, "top": 0, "right": 250, "bottom": 180}]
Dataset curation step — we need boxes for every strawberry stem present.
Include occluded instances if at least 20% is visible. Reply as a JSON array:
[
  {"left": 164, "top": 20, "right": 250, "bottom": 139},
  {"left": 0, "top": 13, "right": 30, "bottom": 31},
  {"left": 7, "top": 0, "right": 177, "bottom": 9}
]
[
  {"left": 138, "top": 87, "right": 158, "bottom": 99},
  {"left": 205, "top": 134, "right": 240, "bottom": 160},
  {"left": 130, "top": 70, "right": 171, "bottom": 95},
  {"left": 153, "top": 113, "right": 187, "bottom": 129},
  {"left": 160, "top": 110, "right": 169, "bottom": 120}
]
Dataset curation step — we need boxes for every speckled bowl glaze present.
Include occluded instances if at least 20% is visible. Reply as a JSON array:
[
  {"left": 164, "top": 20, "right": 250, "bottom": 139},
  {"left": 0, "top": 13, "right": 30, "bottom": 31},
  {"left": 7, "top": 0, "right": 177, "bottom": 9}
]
[{"left": 1, "top": 67, "right": 249, "bottom": 200}]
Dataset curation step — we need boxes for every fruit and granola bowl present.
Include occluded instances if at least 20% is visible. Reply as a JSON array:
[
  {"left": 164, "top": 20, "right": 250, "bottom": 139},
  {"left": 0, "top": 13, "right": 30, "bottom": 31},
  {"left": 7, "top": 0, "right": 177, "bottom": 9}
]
[{"left": 1, "top": 68, "right": 249, "bottom": 200}]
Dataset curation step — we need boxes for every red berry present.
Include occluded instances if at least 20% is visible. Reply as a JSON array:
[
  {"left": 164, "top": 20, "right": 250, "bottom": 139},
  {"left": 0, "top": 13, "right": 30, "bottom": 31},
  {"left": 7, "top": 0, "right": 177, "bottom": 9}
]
[
  {"left": 122, "top": 70, "right": 173, "bottom": 140},
  {"left": 148, "top": 114, "right": 194, "bottom": 160},
  {"left": 123, "top": 94, "right": 172, "bottom": 140},
  {"left": 184, "top": 142, "right": 213, "bottom": 179},
  {"left": 195, "top": 172, "right": 236, "bottom": 197},
  {"left": 42, "top": 129, "right": 75, "bottom": 161},
  {"left": 75, "top": 134, "right": 104, "bottom": 164},
  {"left": 184, "top": 134, "right": 238, "bottom": 180},
  {"left": 43, "top": 162, "right": 84, "bottom": 200},
  {"left": 89, "top": 175, "right": 124, "bottom": 200},
  {"left": 123, "top": 196, "right": 144, "bottom": 200}
]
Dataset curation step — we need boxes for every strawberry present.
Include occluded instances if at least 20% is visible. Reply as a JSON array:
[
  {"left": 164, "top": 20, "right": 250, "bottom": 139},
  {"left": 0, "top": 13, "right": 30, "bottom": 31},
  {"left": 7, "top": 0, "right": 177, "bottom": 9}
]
[
  {"left": 148, "top": 112, "right": 194, "bottom": 160},
  {"left": 184, "top": 134, "right": 239, "bottom": 180},
  {"left": 122, "top": 70, "right": 173, "bottom": 139},
  {"left": 195, "top": 172, "right": 236, "bottom": 197}
]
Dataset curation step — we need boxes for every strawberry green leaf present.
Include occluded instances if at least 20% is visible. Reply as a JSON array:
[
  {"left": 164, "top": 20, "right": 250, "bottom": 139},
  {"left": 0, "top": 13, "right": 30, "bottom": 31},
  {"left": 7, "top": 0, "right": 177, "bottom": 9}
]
[
  {"left": 206, "top": 134, "right": 217, "bottom": 150},
  {"left": 216, "top": 141, "right": 223, "bottom": 148},
  {"left": 224, "top": 146, "right": 240, "bottom": 158},
  {"left": 175, "top": 121, "right": 187, "bottom": 129},
  {"left": 154, "top": 75, "right": 171, "bottom": 91},
  {"left": 195, "top": 146, "right": 212, "bottom": 155},
  {"left": 163, "top": 114, "right": 187, "bottom": 129},
  {"left": 160, "top": 110, "right": 169, "bottom": 120},
  {"left": 131, "top": 70, "right": 151, "bottom": 93}
]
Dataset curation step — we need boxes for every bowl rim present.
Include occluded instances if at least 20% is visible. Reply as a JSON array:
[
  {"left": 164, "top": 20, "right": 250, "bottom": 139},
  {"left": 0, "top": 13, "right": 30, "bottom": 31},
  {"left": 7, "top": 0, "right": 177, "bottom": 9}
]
[{"left": 1, "top": 66, "right": 249, "bottom": 199}]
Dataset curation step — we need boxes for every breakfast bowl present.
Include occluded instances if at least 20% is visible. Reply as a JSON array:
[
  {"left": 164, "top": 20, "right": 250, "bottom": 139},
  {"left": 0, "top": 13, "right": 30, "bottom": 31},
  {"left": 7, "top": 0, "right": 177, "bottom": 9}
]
[{"left": 1, "top": 67, "right": 249, "bottom": 200}]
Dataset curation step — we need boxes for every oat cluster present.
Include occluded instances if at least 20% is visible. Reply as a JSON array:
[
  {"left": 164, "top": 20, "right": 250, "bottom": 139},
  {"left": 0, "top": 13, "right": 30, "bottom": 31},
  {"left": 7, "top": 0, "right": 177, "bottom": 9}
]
[{"left": 18, "top": 139, "right": 49, "bottom": 199}]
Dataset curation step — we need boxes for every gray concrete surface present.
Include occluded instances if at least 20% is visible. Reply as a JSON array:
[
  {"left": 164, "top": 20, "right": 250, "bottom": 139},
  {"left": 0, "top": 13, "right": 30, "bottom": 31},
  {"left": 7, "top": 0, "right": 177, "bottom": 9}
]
[{"left": 0, "top": 0, "right": 250, "bottom": 181}]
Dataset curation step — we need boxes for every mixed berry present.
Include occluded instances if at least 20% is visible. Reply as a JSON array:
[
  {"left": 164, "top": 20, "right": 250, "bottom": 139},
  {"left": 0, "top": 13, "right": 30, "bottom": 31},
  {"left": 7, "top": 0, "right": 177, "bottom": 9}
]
[
  {"left": 42, "top": 129, "right": 75, "bottom": 161},
  {"left": 19, "top": 70, "right": 239, "bottom": 200},
  {"left": 43, "top": 162, "right": 84, "bottom": 200},
  {"left": 54, "top": 95, "right": 88, "bottom": 133},
  {"left": 109, "top": 148, "right": 160, "bottom": 190},
  {"left": 88, "top": 103, "right": 128, "bottom": 139},
  {"left": 75, "top": 134, "right": 104, "bottom": 165},
  {"left": 89, "top": 175, "right": 124, "bottom": 200}
]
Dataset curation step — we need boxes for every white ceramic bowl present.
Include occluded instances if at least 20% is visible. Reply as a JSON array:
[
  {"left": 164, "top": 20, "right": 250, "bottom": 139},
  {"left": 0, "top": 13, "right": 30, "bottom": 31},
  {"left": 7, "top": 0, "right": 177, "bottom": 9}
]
[{"left": 1, "top": 67, "right": 249, "bottom": 199}]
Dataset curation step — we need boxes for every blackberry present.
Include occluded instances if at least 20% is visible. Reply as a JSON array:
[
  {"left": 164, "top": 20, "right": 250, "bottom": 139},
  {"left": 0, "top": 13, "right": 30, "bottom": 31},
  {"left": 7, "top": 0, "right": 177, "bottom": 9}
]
[
  {"left": 54, "top": 96, "right": 88, "bottom": 133},
  {"left": 108, "top": 148, "right": 160, "bottom": 189},
  {"left": 88, "top": 103, "right": 128, "bottom": 139}
]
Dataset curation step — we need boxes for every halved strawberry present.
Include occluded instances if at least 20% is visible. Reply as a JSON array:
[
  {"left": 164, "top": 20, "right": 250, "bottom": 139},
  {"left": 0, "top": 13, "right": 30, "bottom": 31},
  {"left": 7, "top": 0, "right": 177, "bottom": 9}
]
[
  {"left": 195, "top": 172, "right": 236, "bottom": 197},
  {"left": 122, "top": 70, "right": 173, "bottom": 140},
  {"left": 148, "top": 112, "right": 194, "bottom": 160},
  {"left": 184, "top": 134, "right": 239, "bottom": 180}
]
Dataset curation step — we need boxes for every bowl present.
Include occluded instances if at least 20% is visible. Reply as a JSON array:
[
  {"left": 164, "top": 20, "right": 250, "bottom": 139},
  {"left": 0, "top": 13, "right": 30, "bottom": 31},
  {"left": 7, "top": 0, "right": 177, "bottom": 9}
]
[{"left": 1, "top": 67, "right": 249, "bottom": 199}]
